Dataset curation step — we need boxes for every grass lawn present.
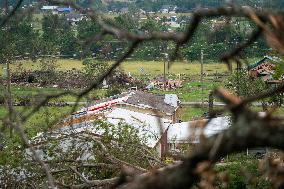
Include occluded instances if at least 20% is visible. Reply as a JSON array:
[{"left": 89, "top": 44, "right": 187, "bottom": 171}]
[
  {"left": 1, "top": 86, "right": 108, "bottom": 103},
  {"left": 152, "top": 81, "right": 222, "bottom": 102},
  {"left": 0, "top": 105, "right": 74, "bottom": 137},
  {"left": 0, "top": 59, "right": 85, "bottom": 74},
  {"left": 178, "top": 107, "right": 207, "bottom": 121},
  {"left": 1, "top": 86, "right": 75, "bottom": 103},
  {"left": 119, "top": 60, "right": 231, "bottom": 76}
]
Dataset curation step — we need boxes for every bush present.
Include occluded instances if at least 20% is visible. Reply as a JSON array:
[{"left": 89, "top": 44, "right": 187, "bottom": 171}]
[
  {"left": 105, "top": 87, "right": 122, "bottom": 97},
  {"left": 16, "top": 95, "right": 31, "bottom": 106},
  {"left": 38, "top": 59, "right": 58, "bottom": 86},
  {"left": 83, "top": 58, "right": 108, "bottom": 79},
  {"left": 216, "top": 154, "right": 271, "bottom": 189}
]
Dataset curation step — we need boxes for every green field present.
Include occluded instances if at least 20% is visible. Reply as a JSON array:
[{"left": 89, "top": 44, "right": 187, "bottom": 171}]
[
  {"left": 152, "top": 81, "right": 219, "bottom": 102},
  {"left": 0, "top": 58, "right": 261, "bottom": 77},
  {"left": 1, "top": 86, "right": 107, "bottom": 103},
  {"left": 0, "top": 59, "right": 85, "bottom": 73},
  {"left": 0, "top": 106, "right": 74, "bottom": 137},
  {"left": 178, "top": 107, "right": 207, "bottom": 121},
  {"left": 119, "top": 60, "right": 231, "bottom": 76}
]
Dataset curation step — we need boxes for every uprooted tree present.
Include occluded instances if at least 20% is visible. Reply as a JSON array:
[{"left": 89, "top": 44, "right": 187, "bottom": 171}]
[{"left": 2, "top": 0, "right": 284, "bottom": 189}]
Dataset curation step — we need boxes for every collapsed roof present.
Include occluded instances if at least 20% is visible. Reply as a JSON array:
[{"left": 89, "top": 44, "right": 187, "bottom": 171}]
[{"left": 87, "top": 91, "right": 179, "bottom": 115}]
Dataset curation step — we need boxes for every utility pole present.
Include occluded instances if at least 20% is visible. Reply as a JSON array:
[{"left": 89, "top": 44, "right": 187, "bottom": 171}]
[
  {"left": 208, "top": 91, "right": 213, "bottom": 114},
  {"left": 163, "top": 52, "right": 168, "bottom": 91},
  {"left": 164, "top": 60, "right": 166, "bottom": 91},
  {"left": 201, "top": 49, "right": 204, "bottom": 108},
  {"left": 3, "top": 1, "right": 13, "bottom": 136},
  {"left": 5, "top": 59, "right": 13, "bottom": 136},
  {"left": 161, "top": 41, "right": 170, "bottom": 91}
]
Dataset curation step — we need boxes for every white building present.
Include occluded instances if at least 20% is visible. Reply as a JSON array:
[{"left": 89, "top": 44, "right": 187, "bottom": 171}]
[
  {"left": 41, "top": 6, "right": 58, "bottom": 14},
  {"left": 30, "top": 91, "right": 230, "bottom": 158}
]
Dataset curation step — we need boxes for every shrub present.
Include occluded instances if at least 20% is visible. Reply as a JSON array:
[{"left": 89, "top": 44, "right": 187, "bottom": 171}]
[
  {"left": 105, "top": 87, "right": 122, "bottom": 97},
  {"left": 16, "top": 95, "right": 31, "bottom": 106},
  {"left": 82, "top": 58, "right": 108, "bottom": 79},
  {"left": 216, "top": 154, "right": 271, "bottom": 189}
]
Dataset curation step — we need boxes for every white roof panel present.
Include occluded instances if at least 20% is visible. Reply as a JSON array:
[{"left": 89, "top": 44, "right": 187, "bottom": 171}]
[
  {"left": 167, "top": 117, "right": 230, "bottom": 143},
  {"left": 106, "top": 108, "right": 171, "bottom": 148}
]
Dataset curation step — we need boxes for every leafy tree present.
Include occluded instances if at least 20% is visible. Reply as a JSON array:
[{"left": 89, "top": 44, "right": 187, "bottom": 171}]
[
  {"left": 226, "top": 69, "right": 266, "bottom": 99},
  {"left": 38, "top": 58, "right": 59, "bottom": 86},
  {"left": 226, "top": 69, "right": 284, "bottom": 108},
  {"left": 105, "top": 87, "right": 122, "bottom": 97},
  {"left": 273, "top": 58, "right": 284, "bottom": 80},
  {"left": 42, "top": 14, "right": 77, "bottom": 56},
  {"left": 82, "top": 58, "right": 108, "bottom": 78},
  {"left": 76, "top": 19, "right": 102, "bottom": 57},
  {"left": 0, "top": 15, "right": 39, "bottom": 62},
  {"left": 114, "top": 14, "right": 139, "bottom": 33}
]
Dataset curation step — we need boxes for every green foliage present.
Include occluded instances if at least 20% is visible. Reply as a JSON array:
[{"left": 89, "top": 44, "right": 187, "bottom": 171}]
[
  {"left": 0, "top": 9, "right": 270, "bottom": 62},
  {"left": 114, "top": 14, "right": 139, "bottom": 32},
  {"left": 82, "top": 58, "right": 108, "bottom": 78},
  {"left": 181, "top": 19, "right": 269, "bottom": 61},
  {"left": 76, "top": 18, "right": 101, "bottom": 57},
  {"left": 38, "top": 58, "right": 58, "bottom": 85},
  {"left": 94, "top": 120, "right": 153, "bottom": 168},
  {"left": 0, "top": 119, "right": 154, "bottom": 186},
  {"left": 105, "top": 87, "right": 122, "bottom": 97},
  {"left": 216, "top": 154, "right": 271, "bottom": 189},
  {"left": 226, "top": 69, "right": 266, "bottom": 99},
  {"left": 226, "top": 69, "right": 284, "bottom": 107},
  {"left": 42, "top": 14, "right": 78, "bottom": 56},
  {"left": 273, "top": 58, "right": 284, "bottom": 80},
  {"left": 0, "top": 15, "right": 39, "bottom": 62}
]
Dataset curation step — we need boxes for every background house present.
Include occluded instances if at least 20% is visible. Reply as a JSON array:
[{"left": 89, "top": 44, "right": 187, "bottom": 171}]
[
  {"left": 66, "top": 13, "right": 85, "bottom": 24},
  {"left": 159, "top": 5, "right": 177, "bottom": 13},
  {"left": 41, "top": 6, "right": 58, "bottom": 14},
  {"left": 248, "top": 56, "right": 279, "bottom": 81},
  {"left": 120, "top": 7, "right": 129, "bottom": 14},
  {"left": 57, "top": 7, "right": 73, "bottom": 14}
]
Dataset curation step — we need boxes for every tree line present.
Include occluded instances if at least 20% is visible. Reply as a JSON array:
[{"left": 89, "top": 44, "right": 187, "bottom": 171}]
[{"left": 0, "top": 11, "right": 269, "bottom": 63}]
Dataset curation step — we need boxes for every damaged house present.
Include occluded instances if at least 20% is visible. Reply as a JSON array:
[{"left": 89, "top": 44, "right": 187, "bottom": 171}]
[
  {"left": 116, "top": 91, "right": 180, "bottom": 123},
  {"left": 248, "top": 56, "right": 280, "bottom": 81},
  {"left": 31, "top": 91, "right": 234, "bottom": 158}
]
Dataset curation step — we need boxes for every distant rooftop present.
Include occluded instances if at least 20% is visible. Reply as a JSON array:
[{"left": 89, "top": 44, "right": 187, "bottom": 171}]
[
  {"left": 125, "top": 91, "right": 179, "bottom": 115},
  {"left": 88, "top": 91, "right": 179, "bottom": 115},
  {"left": 41, "top": 6, "right": 58, "bottom": 10},
  {"left": 248, "top": 56, "right": 280, "bottom": 70}
]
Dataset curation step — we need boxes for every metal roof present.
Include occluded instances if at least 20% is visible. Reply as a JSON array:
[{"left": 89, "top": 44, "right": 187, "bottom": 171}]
[{"left": 248, "top": 56, "right": 279, "bottom": 70}]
